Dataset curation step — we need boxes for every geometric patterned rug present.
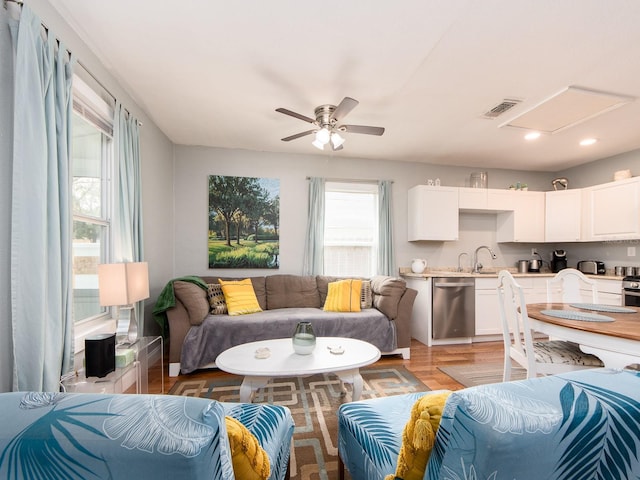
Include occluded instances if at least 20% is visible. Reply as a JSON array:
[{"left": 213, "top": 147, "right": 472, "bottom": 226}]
[{"left": 169, "top": 365, "right": 429, "bottom": 480}]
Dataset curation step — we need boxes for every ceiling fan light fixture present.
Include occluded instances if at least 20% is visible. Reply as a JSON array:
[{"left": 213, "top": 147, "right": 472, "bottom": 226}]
[
  {"left": 315, "top": 128, "right": 330, "bottom": 145},
  {"left": 311, "top": 139, "right": 325, "bottom": 150},
  {"left": 330, "top": 132, "right": 345, "bottom": 149}
]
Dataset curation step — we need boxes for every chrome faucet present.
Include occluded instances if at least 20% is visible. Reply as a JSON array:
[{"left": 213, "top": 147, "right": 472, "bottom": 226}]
[
  {"left": 457, "top": 252, "right": 468, "bottom": 272},
  {"left": 473, "top": 245, "right": 497, "bottom": 273}
]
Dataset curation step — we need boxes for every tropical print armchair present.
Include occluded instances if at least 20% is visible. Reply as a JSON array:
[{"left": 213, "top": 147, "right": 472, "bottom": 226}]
[
  {"left": 0, "top": 392, "right": 294, "bottom": 480},
  {"left": 339, "top": 369, "right": 640, "bottom": 479}
]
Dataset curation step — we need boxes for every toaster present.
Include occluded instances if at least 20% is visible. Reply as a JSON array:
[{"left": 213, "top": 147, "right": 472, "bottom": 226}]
[{"left": 577, "top": 260, "right": 606, "bottom": 275}]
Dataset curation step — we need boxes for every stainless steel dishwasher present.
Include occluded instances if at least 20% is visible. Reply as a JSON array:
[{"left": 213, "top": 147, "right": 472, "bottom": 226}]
[{"left": 432, "top": 277, "right": 475, "bottom": 339}]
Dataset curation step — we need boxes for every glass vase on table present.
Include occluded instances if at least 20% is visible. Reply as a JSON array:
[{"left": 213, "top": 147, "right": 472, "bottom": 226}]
[{"left": 292, "top": 321, "right": 316, "bottom": 355}]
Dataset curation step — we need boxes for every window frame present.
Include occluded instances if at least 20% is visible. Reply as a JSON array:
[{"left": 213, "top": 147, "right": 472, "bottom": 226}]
[
  {"left": 323, "top": 181, "right": 379, "bottom": 277},
  {"left": 71, "top": 75, "right": 116, "bottom": 351}
]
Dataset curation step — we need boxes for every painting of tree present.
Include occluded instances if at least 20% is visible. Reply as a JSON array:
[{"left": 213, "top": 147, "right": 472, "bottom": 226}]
[{"left": 208, "top": 175, "right": 280, "bottom": 269}]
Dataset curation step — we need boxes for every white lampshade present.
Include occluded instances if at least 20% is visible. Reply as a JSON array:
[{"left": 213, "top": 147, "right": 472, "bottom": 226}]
[
  {"left": 330, "top": 132, "right": 345, "bottom": 149},
  {"left": 312, "top": 139, "right": 325, "bottom": 150},
  {"left": 98, "top": 262, "right": 149, "bottom": 306},
  {"left": 315, "top": 128, "right": 330, "bottom": 144}
]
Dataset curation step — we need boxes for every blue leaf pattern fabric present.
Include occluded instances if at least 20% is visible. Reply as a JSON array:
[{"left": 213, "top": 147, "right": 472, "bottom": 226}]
[
  {"left": 339, "top": 369, "right": 640, "bottom": 480},
  {"left": 0, "top": 392, "right": 294, "bottom": 479}
]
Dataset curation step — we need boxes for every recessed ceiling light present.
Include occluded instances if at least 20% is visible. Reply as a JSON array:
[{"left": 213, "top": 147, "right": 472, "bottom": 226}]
[
  {"left": 524, "top": 132, "right": 541, "bottom": 140},
  {"left": 579, "top": 138, "right": 598, "bottom": 146}
]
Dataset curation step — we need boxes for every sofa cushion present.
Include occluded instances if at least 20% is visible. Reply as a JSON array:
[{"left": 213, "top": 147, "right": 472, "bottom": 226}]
[
  {"left": 324, "top": 279, "right": 362, "bottom": 312},
  {"left": 370, "top": 276, "right": 406, "bottom": 320},
  {"left": 173, "top": 281, "right": 209, "bottom": 325},
  {"left": 219, "top": 278, "right": 263, "bottom": 316},
  {"left": 225, "top": 416, "right": 271, "bottom": 480},
  {"left": 265, "top": 274, "right": 321, "bottom": 309},
  {"left": 203, "top": 276, "right": 268, "bottom": 311},
  {"left": 317, "top": 276, "right": 373, "bottom": 309},
  {"left": 207, "top": 283, "right": 228, "bottom": 315}
]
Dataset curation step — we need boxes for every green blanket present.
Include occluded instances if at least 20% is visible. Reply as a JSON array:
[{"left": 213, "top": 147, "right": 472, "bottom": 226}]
[{"left": 152, "top": 276, "right": 209, "bottom": 338}]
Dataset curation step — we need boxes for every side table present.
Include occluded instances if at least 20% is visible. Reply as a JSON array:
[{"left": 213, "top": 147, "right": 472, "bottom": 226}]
[{"left": 62, "top": 336, "right": 164, "bottom": 394}]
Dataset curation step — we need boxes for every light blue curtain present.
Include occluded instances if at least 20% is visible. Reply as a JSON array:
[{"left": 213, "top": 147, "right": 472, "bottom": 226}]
[
  {"left": 378, "top": 180, "right": 395, "bottom": 275},
  {"left": 303, "top": 177, "right": 325, "bottom": 275},
  {"left": 113, "top": 102, "right": 145, "bottom": 331},
  {"left": 9, "top": 4, "right": 74, "bottom": 391}
]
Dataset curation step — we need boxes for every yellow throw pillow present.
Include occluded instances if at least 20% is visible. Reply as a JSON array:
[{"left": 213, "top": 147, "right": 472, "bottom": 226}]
[
  {"left": 323, "top": 279, "right": 362, "bottom": 312},
  {"left": 218, "top": 278, "right": 263, "bottom": 316},
  {"left": 384, "top": 391, "right": 452, "bottom": 480},
  {"left": 225, "top": 416, "right": 271, "bottom": 480}
]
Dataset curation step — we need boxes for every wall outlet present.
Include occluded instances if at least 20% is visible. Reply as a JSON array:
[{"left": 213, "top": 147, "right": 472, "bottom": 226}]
[
  {"left": 628, "top": 246, "right": 637, "bottom": 257},
  {"left": 531, "top": 248, "right": 537, "bottom": 256}
]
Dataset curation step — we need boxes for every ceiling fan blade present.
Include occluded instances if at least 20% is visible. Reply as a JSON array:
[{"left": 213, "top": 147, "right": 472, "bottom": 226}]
[
  {"left": 341, "top": 125, "right": 385, "bottom": 136},
  {"left": 331, "top": 97, "right": 359, "bottom": 122},
  {"left": 276, "top": 107, "right": 315, "bottom": 124},
  {"left": 281, "top": 129, "right": 315, "bottom": 142}
]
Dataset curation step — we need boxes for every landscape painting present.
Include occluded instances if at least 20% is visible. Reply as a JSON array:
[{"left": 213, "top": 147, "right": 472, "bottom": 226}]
[{"left": 208, "top": 175, "right": 280, "bottom": 269}]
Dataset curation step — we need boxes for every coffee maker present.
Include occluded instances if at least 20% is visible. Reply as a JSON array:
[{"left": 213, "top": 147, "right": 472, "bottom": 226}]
[{"left": 551, "top": 249, "right": 567, "bottom": 273}]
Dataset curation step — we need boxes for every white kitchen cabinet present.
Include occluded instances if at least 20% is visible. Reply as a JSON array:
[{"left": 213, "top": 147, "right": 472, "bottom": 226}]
[
  {"left": 545, "top": 189, "right": 582, "bottom": 242},
  {"left": 405, "top": 277, "right": 433, "bottom": 346},
  {"left": 488, "top": 190, "right": 546, "bottom": 242},
  {"left": 408, "top": 185, "right": 459, "bottom": 241},
  {"left": 595, "top": 278, "right": 623, "bottom": 306},
  {"left": 458, "top": 187, "right": 488, "bottom": 211},
  {"left": 474, "top": 277, "right": 502, "bottom": 335},
  {"left": 585, "top": 177, "right": 640, "bottom": 240}
]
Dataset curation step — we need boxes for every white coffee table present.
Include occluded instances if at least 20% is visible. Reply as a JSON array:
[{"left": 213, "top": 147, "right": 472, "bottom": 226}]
[{"left": 215, "top": 337, "right": 381, "bottom": 402}]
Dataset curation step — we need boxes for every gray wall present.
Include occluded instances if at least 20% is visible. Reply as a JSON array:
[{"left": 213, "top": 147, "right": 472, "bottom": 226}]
[{"left": 173, "top": 145, "right": 557, "bottom": 277}]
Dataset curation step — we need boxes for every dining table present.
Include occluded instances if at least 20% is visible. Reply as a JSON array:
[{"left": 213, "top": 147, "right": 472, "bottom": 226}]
[{"left": 527, "top": 302, "right": 640, "bottom": 370}]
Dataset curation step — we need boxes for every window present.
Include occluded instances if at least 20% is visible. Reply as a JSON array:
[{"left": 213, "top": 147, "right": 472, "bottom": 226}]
[
  {"left": 324, "top": 182, "right": 378, "bottom": 277},
  {"left": 71, "top": 76, "right": 113, "bottom": 328}
]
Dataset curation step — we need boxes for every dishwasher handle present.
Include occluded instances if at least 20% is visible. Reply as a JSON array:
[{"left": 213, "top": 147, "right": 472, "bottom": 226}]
[{"left": 434, "top": 282, "right": 475, "bottom": 288}]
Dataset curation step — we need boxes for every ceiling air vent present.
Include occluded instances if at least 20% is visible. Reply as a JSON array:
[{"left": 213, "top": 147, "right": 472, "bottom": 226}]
[{"left": 483, "top": 99, "right": 521, "bottom": 119}]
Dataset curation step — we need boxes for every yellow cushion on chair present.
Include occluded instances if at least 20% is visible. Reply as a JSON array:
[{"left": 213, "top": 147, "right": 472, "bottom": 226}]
[
  {"left": 225, "top": 416, "right": 271, "bottom": 480},
  {"left": 384, "top": 391, "right": 452, "bottom": 480},
  {"left": 218, "top": 278, "right": 263, "bottom": 316},
  {"left": 323, "top": 279, "right": 362, "bottom": 312}
]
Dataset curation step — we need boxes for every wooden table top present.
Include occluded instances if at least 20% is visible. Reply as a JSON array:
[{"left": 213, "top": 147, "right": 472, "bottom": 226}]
[{"left": 527, "top": 303, "right": 640, "bottom": 342}]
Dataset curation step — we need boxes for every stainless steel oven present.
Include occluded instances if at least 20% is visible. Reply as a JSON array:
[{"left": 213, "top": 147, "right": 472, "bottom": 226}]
[{"left": 623, "top": 276, "right": 640, "bottom": 307}]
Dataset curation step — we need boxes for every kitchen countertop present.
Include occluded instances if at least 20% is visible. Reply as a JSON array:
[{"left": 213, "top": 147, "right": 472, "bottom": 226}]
[{"left": 400, "top": 269, "right": 623, "bottom": 281}]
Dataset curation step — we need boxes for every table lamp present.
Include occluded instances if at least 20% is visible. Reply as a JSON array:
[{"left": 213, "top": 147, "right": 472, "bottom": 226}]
[{"left": 98, "top": 262, "right": 149, "bottom": 345}]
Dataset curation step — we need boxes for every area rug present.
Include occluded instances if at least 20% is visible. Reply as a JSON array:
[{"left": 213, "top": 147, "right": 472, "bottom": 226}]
[
  {"left": 438, "top": 362, "right": 527, "bottom": 388},
  {"left": 169, "top": 366, "right": 428, "bottom": 480}
]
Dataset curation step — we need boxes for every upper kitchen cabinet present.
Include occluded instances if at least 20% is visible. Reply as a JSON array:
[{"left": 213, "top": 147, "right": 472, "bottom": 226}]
[
  {"left": 545, "top": 189, "right": 582, "bottom": 242},
  {"left": 488, "top": 190, "right": 546, "bottom": 242},
  {"left": 408, "top": 185, "right": 459, "bottom": 241},
  {"left": 585, "top": 177, "right": 640, "bottom": 241},
  {"left": 458, "top": 187, "right": 488, "bottom": 211}
]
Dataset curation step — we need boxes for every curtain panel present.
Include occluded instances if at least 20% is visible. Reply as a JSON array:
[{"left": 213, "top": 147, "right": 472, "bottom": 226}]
[
  {"left": 303, "top": 177, "right": 325, "bottom": 276},
  {"left": 113, "top": 102, "right": 145, "bottom": 333},
  {"left": 9, "top": 4, "right": 75, "bottom": 391},
  {"left": 378, "top": 180, "right": 395, "bottom": 276}
]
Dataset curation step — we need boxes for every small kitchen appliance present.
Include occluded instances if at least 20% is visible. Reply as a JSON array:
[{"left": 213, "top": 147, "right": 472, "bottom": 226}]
[
  {"left": 622, "top": 275, "right": 640, "bottom": 306},
  {"left": 551, "top": 249, "right": 568, "bottom": 273},
  {"left": 577, "top": 260, "right": 606, "bottom": 275},
  {"left": 528, "top": 253, "right": 543, "bottom": 273}
]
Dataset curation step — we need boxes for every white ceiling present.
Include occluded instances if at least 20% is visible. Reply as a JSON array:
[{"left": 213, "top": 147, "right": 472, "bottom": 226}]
[{"left": 48, "top": 0, "right": 640, "bottom": 172}]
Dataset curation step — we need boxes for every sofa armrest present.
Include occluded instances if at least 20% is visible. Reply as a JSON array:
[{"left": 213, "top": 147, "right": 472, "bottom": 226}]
[
  {"left": 394, "top": 287, "right": 417, "bottom": 349},
  {"left": 166, "top": 300, "right": 192, "bottom": 365}
]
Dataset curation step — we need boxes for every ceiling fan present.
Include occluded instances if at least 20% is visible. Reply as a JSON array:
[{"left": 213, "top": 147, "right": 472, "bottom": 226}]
[{"left": 276, "top": 97, "right": 385, "bottom": 151}]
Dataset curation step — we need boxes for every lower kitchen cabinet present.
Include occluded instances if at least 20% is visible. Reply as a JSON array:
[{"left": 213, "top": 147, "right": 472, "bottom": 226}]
[{"left": 405, "top": 277, "right": 433, "bottom": 346}]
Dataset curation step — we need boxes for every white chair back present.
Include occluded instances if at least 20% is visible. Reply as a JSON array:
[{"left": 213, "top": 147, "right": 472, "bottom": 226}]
[
  {"left": 547, "top": 268, "right": 598, "bottom": 304},
  {"left": 497, "top": 270, "right": 537, "bottom": 379}
]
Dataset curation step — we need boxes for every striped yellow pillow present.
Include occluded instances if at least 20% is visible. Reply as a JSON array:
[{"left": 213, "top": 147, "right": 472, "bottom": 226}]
[
  {"left": 218, "top": 278, "right": 263, "bottom": 316},
  {"left": 323, "top": 279, "right": 362, "bottom": 312}
]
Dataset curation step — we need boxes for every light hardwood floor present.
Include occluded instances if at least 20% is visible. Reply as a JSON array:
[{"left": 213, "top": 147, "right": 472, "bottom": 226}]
[{"left": 148, "top": 339, "right": 504, "bottom": 394}]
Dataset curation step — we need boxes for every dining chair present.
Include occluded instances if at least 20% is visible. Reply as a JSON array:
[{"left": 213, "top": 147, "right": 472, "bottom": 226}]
[
  {"left": 546, "top": 268, "right": 599, "bottom": 304},
  {"left": 497, "top": 270, "right": 603, "bottom": 381}
]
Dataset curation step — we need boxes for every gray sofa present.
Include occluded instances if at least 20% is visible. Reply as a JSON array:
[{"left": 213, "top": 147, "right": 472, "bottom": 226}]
[{"left": 163, "top": 274, "right": 417, "bottom": 376}]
